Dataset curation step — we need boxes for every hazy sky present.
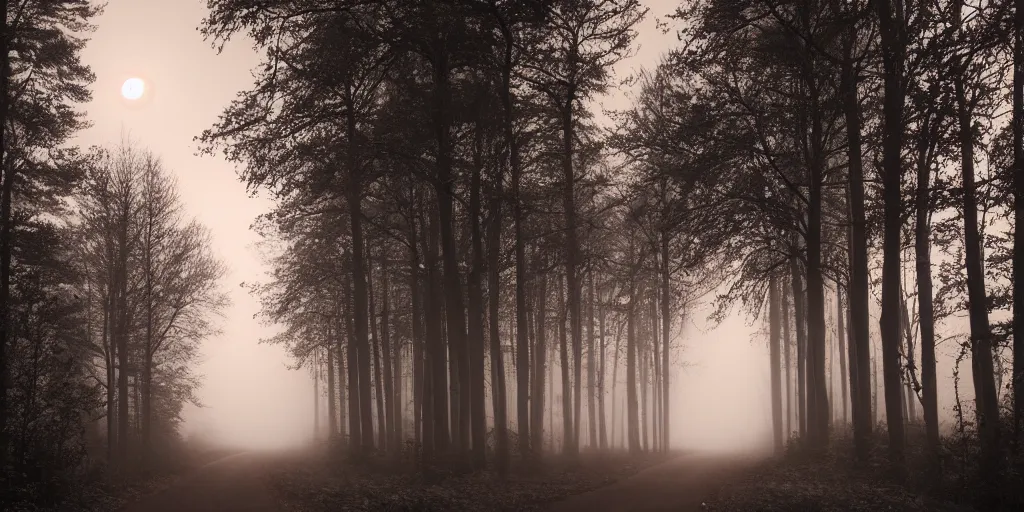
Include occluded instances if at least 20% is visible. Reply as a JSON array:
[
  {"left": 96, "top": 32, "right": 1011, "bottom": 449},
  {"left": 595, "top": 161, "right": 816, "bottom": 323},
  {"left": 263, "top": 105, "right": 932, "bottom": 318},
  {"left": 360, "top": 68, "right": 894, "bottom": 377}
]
[{"left": 73, "top": 0, "right": 978, "bottom": 454}]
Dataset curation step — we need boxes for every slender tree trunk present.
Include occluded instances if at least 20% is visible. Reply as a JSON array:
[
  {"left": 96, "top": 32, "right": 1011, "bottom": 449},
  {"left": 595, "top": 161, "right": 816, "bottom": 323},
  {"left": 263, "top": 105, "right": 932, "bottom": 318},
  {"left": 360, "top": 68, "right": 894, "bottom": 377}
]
[
  {"left": 875, "top": 0, "right": 908, "bottom": 471},
  {"left": 408, "top": 203, "right": 424, "bottom": 451},
  {"left": 370, "top": 267, "right": 387, "bottom": 452},
  {"left": 783, "top": 285, "right": 792, "bottom": 437},
  {"left": 953, "top": 10, "right": 1001, "bottom": 474},
  {"left": 327, "top": 333, "right": 337, "bottom": 438},
  {"left": 587, "top": 275, "right": 597, "bottom": 450},
  {"left": 640, "top": 323, "right": 648, "bottom": 452},
  {"left": 559, "top": 102, "right": 582, "bottom": 457},
  {"left": 487, "top": 160, "right": 509, "bottom": 474},
  {"left": 531, "top": 270, "right": 548, "bottom": 458},
  {"left": 837, "top": 287, "right": 848, "bottom": 426},
  {"left": 770, "top": 276, "right": 784, "bottom": 454},
  {"left": 598, "top": 290, "right": 608, "bottom": 450},
  {"left": 381, "top": 255, "right": 397, "bottom": 453},
  {"left": 841, "top": 20, "right": 874, "bottom": 461},
  {"left": 344, "top": 90, "right": 374, "bottom": 456},
  {"left": 336, "top": 320, "right": 347, "bottom": 441},
  {"left": 661, "top": 230, "right": 671, "bottom": 452},
  {"left": 0, "top": 0, "right": 11, "bottom": 467},
  {"left": 345, "top": 265, "right": 362, "bottom": 451},
  {"left": 627, "top": 281, "right": 640, "bottom": 454},
  {"left": 791, "top": 255, "right": 807, "bottom": 439},
  {"left": 1012, "top": 0, "right": 1024, "bottom": 449},
  {"left": 423, "top": 199, "right": 449, "bottom": 455},
  {"left": 913, "top": 94, "right": 941, "bottom": 460},
  {"left": 467, "top": 126, "right": 487, "bottom": 469},
  {"left": 314, "top": 351, "right": 321, "bottom": 441},
  {"left": 558, "top": 274, "right": 572, "bottom": 455},
  {"left": 611, "top": 318, "right": 621, "bottom": 450}
]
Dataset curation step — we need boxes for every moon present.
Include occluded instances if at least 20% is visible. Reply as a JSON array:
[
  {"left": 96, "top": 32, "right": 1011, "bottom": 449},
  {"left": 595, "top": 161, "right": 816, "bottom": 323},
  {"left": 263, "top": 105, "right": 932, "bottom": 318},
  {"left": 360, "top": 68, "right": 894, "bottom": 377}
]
[{"left": 121, "top": 78, "right": 145, "bottom": 100}]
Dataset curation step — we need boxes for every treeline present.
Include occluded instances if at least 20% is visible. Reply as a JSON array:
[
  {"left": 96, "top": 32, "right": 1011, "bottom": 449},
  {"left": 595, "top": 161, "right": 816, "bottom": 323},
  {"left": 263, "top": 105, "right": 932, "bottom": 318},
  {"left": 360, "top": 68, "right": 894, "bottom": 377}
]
[
  {"left": 204, "top": 0, "right": 1024, "bottom": 486},
  {"left": 637, "top": 0, "right": 1021, "bottom": 490},
  {"left": 0, "top": 2, "right": 228, "bottom": 506},
  {"left": 200, "top": 0, "right": 728, "bottom": 472}
]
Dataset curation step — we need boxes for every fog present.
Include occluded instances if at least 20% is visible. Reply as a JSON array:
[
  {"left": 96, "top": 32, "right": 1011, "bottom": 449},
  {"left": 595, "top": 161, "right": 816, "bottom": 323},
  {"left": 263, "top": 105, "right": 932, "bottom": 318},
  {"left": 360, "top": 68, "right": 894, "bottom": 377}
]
[{"left": 72, "top": 0, "right": 983, "bottom": 456}]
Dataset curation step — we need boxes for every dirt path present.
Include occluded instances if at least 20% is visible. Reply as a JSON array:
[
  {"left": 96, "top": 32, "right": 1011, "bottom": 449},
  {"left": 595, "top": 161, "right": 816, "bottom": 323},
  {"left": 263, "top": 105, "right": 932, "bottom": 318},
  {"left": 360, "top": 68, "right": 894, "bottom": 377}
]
[
  {"left": 122, "top": 451, "right": 282, "bottom": 512},
  {"left": 544, "top": 451, "right": 766, "bottom": 512}
]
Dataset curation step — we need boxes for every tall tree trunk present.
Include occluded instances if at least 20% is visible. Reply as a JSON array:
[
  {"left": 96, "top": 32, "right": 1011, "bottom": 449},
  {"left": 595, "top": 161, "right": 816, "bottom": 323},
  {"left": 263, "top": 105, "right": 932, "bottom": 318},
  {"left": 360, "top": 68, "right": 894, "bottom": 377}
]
[
  {"left": 640, "top": 322, "right": 648, "bottom": 452},
  {"left": 913, "top": 88, "right": 940, "bottom": 459},
  {"left": 661, "top": 230, "right": 671, "bottom": 452},
  {"left": 531, "top": 270, "right": 548, "bottom": 458},
  {"left": 560, "top": 104, "right": 582, "bottom": 457},
  {"left": 558, "top": 274, "right": 573, "bottom": 454},
  {"left": 0, "top": 0, "right": 11, "bottom": 467},
  {"left": 345, "top": 90, "right": 374, "bottom": 456},
  {"left": 345, "top": 265, "right": 362, "bottom": 451},
  {"left": 837, "top": 287, "right": 848, "bottom": 426},
  {"left": 770, "top": 276, "right": 784, "bottom": 454},
  {"left": 381, "top": 255, "right": 397, "bottom": 453},
  {"left": 587, "top": 275, "right": 597, "bottom": 449},
  {"left": 487, "top": 159, "right": 509, "bottom": 474},
  {"left": 953, "top": 2, "right": 1001, "bottom": 474},
  {"left": 115, "top": 211, "right": 130, "bottom": 466},
  {"left": 803, "top": 67, "right": 829, "bottom": 451},
  {"left": 1012, "top": 0, "right": 1024, "bottom": 449},
  {"left": 408, "top": 202, "right": 424, "bottom": 450},
  {"left": 611, "top": 318, "right": 621, "bottom": 450},
  {"left": 875, "top": 0, "right": 908, "bottom": 471},
  {"left": 370, "top": 268, "right": 387, "bottom": 452},
  {"left": 627, "top": 280, "right": 640, "bottom": 454},
  {"left": 598, "top": 289, "right": 608, "bottom": 450},
  {"left": 841, "top": 19, "right": 874, "bottom": 461},
  {"left": 791, "top": 255, "right": 807, "bottom": 439},
  {"left": 314, "top": 351, "right": 321, "bottom": 441},
  {"left": 467, "top": 125, "right": 487, "bottom": 469},
  {"left": 327, "top": 333, "right": 338, "bottom": 438},
  {"left": 429, "top": 44, "right": 469, "bottom": 458},
  {"left": 336, "top": 319, "right": 347, "bottom": 441},
  {"left": 423, "top": 198, "right": 449, "bottom": 455},
  {"left": 783, "top": 284, "right": 792, "bottom": 437}
]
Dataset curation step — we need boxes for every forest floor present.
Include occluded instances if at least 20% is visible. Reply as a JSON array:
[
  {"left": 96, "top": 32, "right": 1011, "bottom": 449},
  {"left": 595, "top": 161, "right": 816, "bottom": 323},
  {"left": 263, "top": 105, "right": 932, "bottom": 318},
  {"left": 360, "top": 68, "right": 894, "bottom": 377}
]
[
  {"left": 696, "top": 428, "right": 1013, "bottom": 512},
  {"left": 270, "top": 447, "right": 676, "bottom": 511}
]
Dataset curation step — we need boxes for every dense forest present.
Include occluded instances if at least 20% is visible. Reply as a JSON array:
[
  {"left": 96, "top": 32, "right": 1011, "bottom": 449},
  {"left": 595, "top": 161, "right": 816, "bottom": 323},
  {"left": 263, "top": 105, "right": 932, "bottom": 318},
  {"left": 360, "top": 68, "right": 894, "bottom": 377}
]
[{"left": 1, "top": 0, "right": 1024, "bottom": 510}]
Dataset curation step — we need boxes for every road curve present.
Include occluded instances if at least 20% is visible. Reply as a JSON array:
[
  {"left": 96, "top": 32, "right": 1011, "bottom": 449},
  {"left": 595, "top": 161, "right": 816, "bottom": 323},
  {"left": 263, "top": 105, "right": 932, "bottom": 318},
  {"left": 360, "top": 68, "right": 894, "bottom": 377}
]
[
  {"left": 544, "top": 451, "right": 765, "bottom": 512},
  {"left": 122, "top": 451, "right": 281, "bottom": 512}
]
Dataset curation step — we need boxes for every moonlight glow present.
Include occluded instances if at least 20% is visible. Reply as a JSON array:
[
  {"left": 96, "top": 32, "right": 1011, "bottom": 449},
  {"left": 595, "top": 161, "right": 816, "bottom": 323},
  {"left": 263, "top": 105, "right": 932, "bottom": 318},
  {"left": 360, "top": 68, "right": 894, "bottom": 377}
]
[{"left": 121, "top": 78, "right": 145, "bottom": 100}]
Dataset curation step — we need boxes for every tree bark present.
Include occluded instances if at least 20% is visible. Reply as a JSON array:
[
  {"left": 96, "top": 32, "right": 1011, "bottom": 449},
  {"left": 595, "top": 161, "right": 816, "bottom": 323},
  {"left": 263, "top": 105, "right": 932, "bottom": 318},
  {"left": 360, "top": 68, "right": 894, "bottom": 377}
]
[
  {"left": 598, "top": 287, "right": 608, "bottom": 450},
  {"left": 587, "top": 275, "right": 597, "bottom": 450},
  {"left": 560, "top": 103, "right": 582, "bottom": 457},
  {"left": 423, "top": 198, "right": 449, "bottom": 455},
  {"left": 875, "top": 0, "right": 908, "bottom": 470},
  {"left": 1013, "top": 0, "right": 1024, "bottom": 449},
  {"left": 840, "top": 19, "right": 874, "bottom": 461},
  {"left": 790, "top": 255, "right": 807, "bottom": 439},
  {"left": 627, "top": 278, "right": 640, "bottom": 454},
  {"left": 487, "top": 155, "right": 509, "bottom": 474},
  {"left": 467, "top": 122, "right": 487, "bottom": 469},
  {"left": 837, "top": 287, "right": 848, "bottom": 426},
  {"left": 783, "top": 284, "right": 792, "bottom": 437},
  {"left": 558, "top": 273, "right": 573, "bottom": 454},
  {"left": 953, "top": 4, "right": 1001, "bottom": 474},
  {"left": 770, "top": 276, "right": 784, "bottom": 454},
  {"left": 531, "top": 270, "right": 548, "bottom": 458}
]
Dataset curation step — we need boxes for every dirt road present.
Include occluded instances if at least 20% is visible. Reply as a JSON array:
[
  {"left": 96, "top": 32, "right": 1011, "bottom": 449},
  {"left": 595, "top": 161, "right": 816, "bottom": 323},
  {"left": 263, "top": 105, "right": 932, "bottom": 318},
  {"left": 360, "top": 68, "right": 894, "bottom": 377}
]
[
  {"left": 544, "top": 451, "right": 765, "bottom": 512},
  {"left": 122, "top": 451, "right": 282, "bottom": 512}
]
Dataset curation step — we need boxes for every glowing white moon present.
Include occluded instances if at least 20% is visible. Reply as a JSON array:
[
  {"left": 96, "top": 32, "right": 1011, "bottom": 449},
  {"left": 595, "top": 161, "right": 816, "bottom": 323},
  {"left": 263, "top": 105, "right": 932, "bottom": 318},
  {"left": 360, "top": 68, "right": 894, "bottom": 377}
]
[{"left": 121, "top": 78, "right": 145, "bottom": 100}]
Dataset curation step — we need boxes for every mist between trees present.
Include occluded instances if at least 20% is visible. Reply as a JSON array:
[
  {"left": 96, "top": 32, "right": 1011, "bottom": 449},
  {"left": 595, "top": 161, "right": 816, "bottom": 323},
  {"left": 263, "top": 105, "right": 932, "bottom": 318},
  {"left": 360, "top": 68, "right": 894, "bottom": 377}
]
[{"left": 2, "top": 0, "right": 1024, "bottom": 510}]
